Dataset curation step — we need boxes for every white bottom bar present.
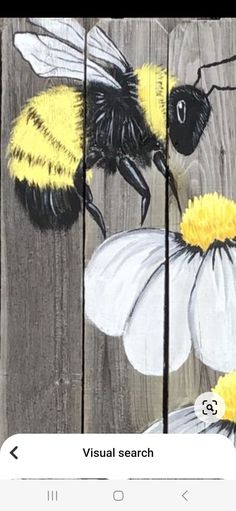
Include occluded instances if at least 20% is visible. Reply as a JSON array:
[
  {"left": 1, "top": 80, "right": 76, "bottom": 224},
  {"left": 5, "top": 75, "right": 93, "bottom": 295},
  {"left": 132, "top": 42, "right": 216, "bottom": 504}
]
[{"left": 0, "top": 480, "right": 234, "bottom": 511}]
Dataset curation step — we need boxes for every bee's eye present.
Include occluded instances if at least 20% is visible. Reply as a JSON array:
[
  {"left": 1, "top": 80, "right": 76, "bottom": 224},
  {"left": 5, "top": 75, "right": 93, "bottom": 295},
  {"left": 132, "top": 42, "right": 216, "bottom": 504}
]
[{"left": 176, "top": 99, "right": 186, "bottom": 124}]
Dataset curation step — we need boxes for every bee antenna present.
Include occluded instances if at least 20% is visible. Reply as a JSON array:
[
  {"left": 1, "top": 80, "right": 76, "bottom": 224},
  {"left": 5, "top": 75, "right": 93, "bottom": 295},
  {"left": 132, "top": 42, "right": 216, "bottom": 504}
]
[
  {"left": 207, "top": 84, "right": 236, "bottom": 96},
  {"left": 194, "top": 54, "right": 236, "bottom": 87}
]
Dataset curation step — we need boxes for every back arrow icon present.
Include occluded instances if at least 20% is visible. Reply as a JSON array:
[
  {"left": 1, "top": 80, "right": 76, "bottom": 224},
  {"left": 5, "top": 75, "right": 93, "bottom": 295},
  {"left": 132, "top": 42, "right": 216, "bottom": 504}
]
[
  {"left": 10, "top": 446, "right": 18, "bottom": 460},
  {"left": 182, "top": 490, "right": 188, "bottom": 502}
]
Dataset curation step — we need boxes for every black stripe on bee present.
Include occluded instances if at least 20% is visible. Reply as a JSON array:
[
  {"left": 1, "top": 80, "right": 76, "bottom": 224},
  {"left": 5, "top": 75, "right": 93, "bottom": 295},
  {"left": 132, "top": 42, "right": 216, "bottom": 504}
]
[{"left": 15, "top": 178, "right": 81, "bottom": 230}]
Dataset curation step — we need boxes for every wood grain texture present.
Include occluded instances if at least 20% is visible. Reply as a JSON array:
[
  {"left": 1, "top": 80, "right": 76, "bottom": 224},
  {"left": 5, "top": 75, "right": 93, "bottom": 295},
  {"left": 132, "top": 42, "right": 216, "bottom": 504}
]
[
  {"left": 1, "top": 18, "right": 235, "bottom": 441},
  {"left": 0, "top": 18, "right": 84, "bottom": 443},
  {"left": 157, "top": 18, "right": 219, "bottom": 33},
  {"left": 84, "top": 18, "right": 168, "bottom": 433},
  {"left": 167, "top": 19, "right": 236, "bottom": 415}
]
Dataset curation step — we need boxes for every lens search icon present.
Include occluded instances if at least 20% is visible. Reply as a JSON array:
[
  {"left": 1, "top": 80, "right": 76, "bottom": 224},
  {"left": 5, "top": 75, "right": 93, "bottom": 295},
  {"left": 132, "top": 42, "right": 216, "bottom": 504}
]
[
  {"left": 194, "top": 392, "right": 225, "bottom": 424},
  {"left": 202, "top": 400, "right": 217, "bottom": 415}
]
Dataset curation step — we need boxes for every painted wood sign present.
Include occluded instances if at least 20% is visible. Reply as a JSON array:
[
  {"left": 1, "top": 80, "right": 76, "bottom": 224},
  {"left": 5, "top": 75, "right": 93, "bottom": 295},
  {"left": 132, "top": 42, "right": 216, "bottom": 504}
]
[{"left": 1, "top": 18, "right": 236, "bottom": 444}]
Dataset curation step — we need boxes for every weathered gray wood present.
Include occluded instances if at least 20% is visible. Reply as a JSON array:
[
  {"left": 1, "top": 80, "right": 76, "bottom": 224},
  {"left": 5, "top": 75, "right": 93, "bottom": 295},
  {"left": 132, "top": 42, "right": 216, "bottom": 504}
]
[
  {"left": 1, "top": 18, "right": 235, "bottom": 440},
  {"left": 157, "top": 18, "right": 218, "bottom": 33},
  {"left": 0, "top": 18, "right": 84, "bottom": 443},
  {"left": 168, "top": 19, "right": 236, "bottom": 415},
  {"left": 83, "top": 17, "right": 99, "bottom": 31},
  {"left": 84, "top": 18, "right": 168, "bottom": 432}
]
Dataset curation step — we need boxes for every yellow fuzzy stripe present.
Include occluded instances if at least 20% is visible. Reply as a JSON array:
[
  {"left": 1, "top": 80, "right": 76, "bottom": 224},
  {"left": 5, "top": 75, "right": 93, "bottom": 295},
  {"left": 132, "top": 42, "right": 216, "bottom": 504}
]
[
  {"left": 9, "top": 158, "right": 74, "bottom": 188},
  {"left": 135, "top": 64, "right": 177, "bottom": 141},
  {"left": 8, "top": 85, "right": 84, "bottom": 189}
]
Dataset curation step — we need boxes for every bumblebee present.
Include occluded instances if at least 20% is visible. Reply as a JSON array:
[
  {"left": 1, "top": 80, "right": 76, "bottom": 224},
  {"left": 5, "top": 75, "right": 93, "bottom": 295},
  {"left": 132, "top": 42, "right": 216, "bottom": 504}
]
[{"left": 8, "top": 18, "right": 236, "bottom": 235}]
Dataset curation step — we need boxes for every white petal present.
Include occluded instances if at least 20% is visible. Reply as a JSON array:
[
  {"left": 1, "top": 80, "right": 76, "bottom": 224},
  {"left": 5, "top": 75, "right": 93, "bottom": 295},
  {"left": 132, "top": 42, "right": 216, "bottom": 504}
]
[
  {"left": 200, "top": 421, "right": 236, "bottom": 446},
  {"left": 190, "top": 246, "right": 236, "bottom": 372},
  {"left": 85, "top": 229, "right": 178, "bottom": 336},
  {"left": 124, "top": 250, "right": 202, "bottom": 375},
  {"left": 144, "top": 406, "right": 207, "bottom": 433},
  {"left": 144, "top": 409, "right": 236, "bottom": 446}
]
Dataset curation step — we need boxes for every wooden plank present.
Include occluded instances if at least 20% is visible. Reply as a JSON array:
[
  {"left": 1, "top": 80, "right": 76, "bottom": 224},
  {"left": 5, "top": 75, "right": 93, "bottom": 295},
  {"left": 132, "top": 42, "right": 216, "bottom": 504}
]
[
  {"left": 84, "top": 18, "right": 168, "bottom": 433},
  {"left": 0, "top": 18, "right": 84, "bottom": 443},
  {"left": 83, "top": 17, "right": 99, "bottom": 31},
  {"left": 2, "top": 17, "right": 234, "bottom": 439},
  {"left": 167, "top": 19, "right": 236, "bottom": 416},
  {"left": 157, "top": 17, "right": 217, "bottom": 33}
]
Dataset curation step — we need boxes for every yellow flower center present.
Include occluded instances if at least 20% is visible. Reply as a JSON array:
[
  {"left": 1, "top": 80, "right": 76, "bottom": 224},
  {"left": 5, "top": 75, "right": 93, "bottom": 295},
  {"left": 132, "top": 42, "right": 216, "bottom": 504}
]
[
  {"left": 212, "top": 372, "right": 236, "bottom": 422},
  {"left": 180, "top": 193, "right": 236, "bottom": 251}
]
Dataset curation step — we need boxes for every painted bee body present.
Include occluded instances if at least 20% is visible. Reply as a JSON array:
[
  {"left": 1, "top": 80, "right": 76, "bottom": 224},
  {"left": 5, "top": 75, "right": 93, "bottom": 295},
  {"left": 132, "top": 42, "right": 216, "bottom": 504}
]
[
  {"left": 87, "top": 68, "right": 154, "bottom": 171},
  {"left": 9, "top": 86, "right": 85, "bottom": 229},
  {"left": 8, "top": 18, "right": 236, "bottom": 234}
]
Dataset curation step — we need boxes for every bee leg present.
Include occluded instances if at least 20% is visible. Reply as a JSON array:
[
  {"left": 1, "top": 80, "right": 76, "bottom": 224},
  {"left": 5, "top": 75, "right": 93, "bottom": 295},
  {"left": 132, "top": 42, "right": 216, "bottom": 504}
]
[
  {"left": 153, "top": 150, "right": 182, "bottom": 215},
  {"left": 117, "top": 157, "right": 150, "bottom": 225},
  {"left": 83, "top": 183, "right": 106, "bottom": 238},
  {"left": 85, "top": 199, "right": 106, "bottom": 239},
  {"left": 74, "top": 163, "right": 106, "bottom": 238}
]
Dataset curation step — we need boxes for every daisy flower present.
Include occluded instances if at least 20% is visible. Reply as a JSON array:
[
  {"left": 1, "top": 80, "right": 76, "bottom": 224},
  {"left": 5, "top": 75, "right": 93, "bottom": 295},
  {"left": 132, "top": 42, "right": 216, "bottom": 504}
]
[
  {"left": 144, "top": 372, "right": 236, "bottom": 447},
  {"left": 85, "top": 193, "right": 236, "bottom": 375}
]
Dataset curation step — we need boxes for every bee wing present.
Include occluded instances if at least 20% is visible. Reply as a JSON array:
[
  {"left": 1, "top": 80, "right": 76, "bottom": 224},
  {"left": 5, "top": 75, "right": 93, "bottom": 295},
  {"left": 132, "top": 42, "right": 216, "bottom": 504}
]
[
  {"left": 14, "top": 32, "right": 121, "bottom": 89},
  {"left": 87, "top": 25, "right": 128, "bottom": 72},
  {"left": 28, "top": 17, "right": 85, "bottom": 52},
  {"left": 29, "top": 18, "right": 128, "bottom": 73}
]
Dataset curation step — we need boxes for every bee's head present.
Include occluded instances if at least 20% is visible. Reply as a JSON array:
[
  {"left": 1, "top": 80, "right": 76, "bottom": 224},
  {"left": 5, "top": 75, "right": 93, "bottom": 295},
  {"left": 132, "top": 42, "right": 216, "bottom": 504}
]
[{"left": 169, "top": 85, "right": 211, "bottom": 156}]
